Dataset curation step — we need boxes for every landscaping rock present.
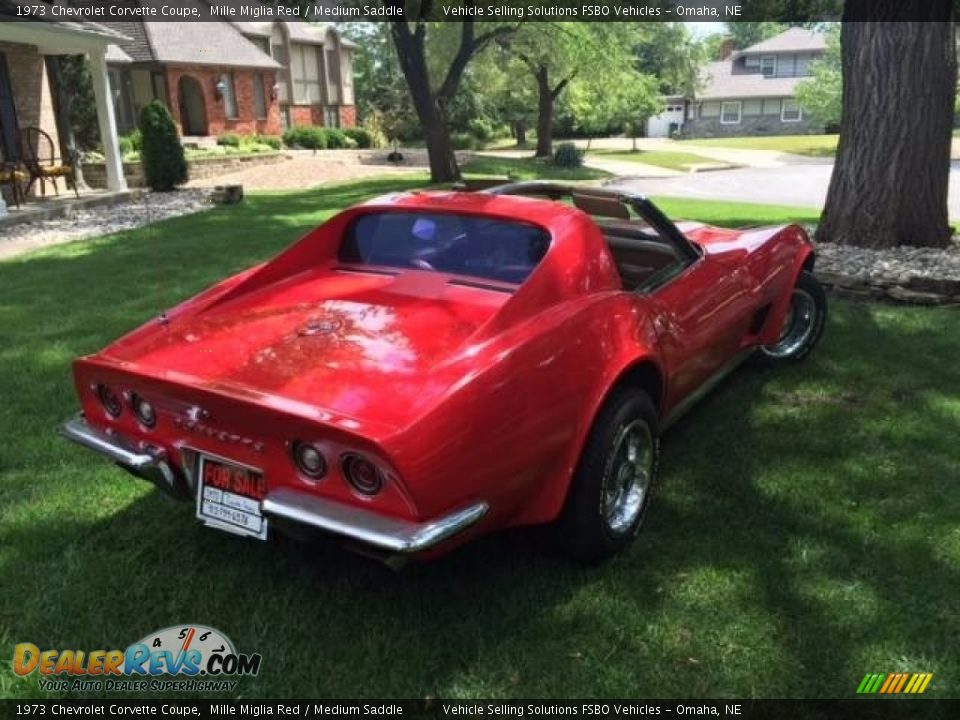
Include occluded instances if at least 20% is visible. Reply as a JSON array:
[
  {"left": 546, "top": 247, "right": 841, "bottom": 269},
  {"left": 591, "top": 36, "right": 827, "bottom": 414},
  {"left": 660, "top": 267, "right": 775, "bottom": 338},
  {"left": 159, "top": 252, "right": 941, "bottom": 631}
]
[{"left": 0, "top": 190, "right": 213, "bottom": 258}]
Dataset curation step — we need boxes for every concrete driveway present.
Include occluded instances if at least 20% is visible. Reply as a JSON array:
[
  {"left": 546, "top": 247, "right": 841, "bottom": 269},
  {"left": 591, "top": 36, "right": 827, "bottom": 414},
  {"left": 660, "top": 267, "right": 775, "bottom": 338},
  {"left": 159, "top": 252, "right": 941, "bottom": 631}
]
[{"left": 608, "top": 160, "right": 960, "bottom": 219}]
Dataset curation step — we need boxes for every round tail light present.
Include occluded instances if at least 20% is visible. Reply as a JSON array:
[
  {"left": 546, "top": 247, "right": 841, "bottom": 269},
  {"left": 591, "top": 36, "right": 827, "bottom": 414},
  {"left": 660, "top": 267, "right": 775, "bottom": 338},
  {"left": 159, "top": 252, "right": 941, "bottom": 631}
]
[
  {"left": 95, "top": 383, "right": 122, "bottom": 417},
  {"left": 341, "top": 453, "right": 384, "bottom": 496},
  {"left": 292, "top": 441, "right": 327, "bottom": 479},
  {"left": 130, "top": 393, "right": 156, "bottom": 427}
]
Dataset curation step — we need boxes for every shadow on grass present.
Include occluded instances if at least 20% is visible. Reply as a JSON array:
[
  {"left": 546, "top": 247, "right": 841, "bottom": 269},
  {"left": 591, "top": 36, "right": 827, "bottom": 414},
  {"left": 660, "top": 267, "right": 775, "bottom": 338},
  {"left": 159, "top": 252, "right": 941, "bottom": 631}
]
[{"left": 0, "top": 178, "right": 958, "bottom": 699}]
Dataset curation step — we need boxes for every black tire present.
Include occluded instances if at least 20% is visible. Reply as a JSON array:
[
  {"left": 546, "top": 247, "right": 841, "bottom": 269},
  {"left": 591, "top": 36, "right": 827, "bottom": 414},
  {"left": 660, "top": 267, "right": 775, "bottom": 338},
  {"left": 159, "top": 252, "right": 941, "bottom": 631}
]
[
  {"left": 756, "top": 270, "right": 827, "bottom": 366},
  {"left": 559, "top": 388, "right": 660, "bottom": 564}
]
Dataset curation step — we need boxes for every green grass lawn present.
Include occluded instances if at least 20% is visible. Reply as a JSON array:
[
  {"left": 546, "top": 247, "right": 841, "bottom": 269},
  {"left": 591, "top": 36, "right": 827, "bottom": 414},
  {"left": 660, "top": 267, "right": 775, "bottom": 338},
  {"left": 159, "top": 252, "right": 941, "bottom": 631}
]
[
  {"left": 1, "top": 178, "right": 957, "bottom": 699},
  {"left": 656, "top": 198, "right": 820, "bottom": 228},
  {"left": 462, "top": 154, "right": 610, "bottom": 181},
  {"left": 684, "top": 134, "right": 840, "bottom": 157},
  {"left": 590, "top": 149, "right": 727, "bottom": 172}
]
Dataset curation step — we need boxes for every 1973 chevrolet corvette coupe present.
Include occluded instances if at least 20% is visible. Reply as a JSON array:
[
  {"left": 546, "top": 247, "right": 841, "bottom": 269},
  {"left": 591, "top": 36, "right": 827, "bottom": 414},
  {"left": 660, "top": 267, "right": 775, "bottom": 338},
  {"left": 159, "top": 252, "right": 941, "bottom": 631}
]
[{"left": 61, "top": 182, "right": 825, "bottom": 563}]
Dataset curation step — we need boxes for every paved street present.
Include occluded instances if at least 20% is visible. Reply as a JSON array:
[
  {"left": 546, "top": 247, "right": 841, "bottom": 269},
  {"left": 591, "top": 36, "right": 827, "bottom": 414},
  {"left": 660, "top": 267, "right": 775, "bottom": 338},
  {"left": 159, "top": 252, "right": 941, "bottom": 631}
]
[{"left": 607, "top": 159, "right": 960, "bottom": 219}]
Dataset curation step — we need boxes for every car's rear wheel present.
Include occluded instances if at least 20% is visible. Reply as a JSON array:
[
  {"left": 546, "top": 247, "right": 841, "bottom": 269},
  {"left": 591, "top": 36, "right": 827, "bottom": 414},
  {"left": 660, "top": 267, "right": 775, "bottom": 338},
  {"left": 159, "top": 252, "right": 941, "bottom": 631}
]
[
  {"left": 757, "top": 270, "right": 826, "bottom": 365},
  {"left": 559, "top": 388, "right": 660, "bottom": 563}
]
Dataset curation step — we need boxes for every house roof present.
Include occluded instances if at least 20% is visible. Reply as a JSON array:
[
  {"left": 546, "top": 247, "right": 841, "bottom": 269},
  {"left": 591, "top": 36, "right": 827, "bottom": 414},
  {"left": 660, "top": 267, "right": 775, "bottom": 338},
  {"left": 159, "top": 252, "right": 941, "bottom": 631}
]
[
  {"left": 0, "top": 2, "right": 130, "bottom": 43},
  {"left": 103, "top": 18, "right": 280, "bottom": 69},
  {"left": 697, "top": 61, "right": 805, "bottom": 100},
  {"left": 232, "top": 21, "right": 357, "bottom": 48},
  {"left": 105, "top": 43, "right": 133, "bottom": 64},
  {"left": 735, "top": 27, "right": 827, "bottom": 56}
]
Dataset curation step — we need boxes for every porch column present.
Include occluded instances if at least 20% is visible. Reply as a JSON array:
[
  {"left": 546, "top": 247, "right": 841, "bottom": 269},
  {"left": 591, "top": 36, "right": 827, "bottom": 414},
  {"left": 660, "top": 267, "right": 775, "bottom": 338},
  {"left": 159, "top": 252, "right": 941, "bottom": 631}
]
[{"left": 87, "top": 47, "right": 127, "bottom": 192}]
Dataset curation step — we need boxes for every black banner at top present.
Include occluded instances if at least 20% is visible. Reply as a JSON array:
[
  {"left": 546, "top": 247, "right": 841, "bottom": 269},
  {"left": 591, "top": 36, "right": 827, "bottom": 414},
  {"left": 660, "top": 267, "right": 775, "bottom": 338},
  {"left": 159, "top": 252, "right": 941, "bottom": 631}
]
[
  {"left": 0, "top": 0, "right": 952, "bottom": 25},
  {"left": 1, "top": 0, "right": 948, "bottom": 24},
  {"left": 0, "top": 699, "right": 958, "bottom": 718}
]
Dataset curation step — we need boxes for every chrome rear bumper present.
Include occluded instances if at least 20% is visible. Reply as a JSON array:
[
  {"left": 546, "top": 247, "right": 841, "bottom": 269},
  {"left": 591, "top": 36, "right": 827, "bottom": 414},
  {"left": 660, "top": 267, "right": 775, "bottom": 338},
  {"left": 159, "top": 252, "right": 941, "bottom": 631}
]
[
  {"left": 262, "top": 488, "right": 488, "bottom": 554},
  {"left": 60, "top": 414, "right": 488, "bottom": 554},
  {"left": 59, "top": 415, "right": 187, "bottom": 497}
]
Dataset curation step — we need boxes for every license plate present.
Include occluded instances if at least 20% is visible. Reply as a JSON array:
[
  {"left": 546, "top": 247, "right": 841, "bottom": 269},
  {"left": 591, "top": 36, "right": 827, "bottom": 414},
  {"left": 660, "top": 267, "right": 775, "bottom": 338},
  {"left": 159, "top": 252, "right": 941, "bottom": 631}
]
[{"left": 195, "top": 454, "right": 268, "bottom": 540}]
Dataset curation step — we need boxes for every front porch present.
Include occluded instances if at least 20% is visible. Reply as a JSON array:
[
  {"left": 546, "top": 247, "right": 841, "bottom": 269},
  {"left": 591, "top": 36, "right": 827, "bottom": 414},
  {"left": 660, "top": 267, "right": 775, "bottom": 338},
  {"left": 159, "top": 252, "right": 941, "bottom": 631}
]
[{"left": 0, "top": 21, "right": 128, "bottom": 215}]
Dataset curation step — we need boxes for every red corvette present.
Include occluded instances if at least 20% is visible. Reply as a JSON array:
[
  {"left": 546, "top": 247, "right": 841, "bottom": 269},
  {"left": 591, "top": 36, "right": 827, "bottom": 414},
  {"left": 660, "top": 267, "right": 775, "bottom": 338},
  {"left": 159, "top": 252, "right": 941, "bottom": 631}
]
[{"left": 60, "top": 182, "right": 825, "bottom": 563}]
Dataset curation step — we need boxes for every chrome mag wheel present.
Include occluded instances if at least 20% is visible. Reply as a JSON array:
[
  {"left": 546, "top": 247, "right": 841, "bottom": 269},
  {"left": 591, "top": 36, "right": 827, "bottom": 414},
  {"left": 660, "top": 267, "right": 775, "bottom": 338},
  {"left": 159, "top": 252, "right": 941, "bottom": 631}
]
[
  {"left": 761, "top": 287, "right": 818, "bottom": 360},
  {"left": 602, "top": 419, "right": 654, "bottom": 534}
]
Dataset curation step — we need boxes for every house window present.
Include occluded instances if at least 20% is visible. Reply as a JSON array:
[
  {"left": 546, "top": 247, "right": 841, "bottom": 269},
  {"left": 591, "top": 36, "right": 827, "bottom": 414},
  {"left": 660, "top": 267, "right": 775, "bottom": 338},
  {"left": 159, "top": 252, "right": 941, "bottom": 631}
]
[
  {"left": 701, "top": 102, "right": 720, "bottom": 118},
  {"left": 150, "top": 71, "right": 168, "bottom": 103},
  {"left": 781, "top": 99, "right": 802, "bottom": 122},
  {"left": 220, "top": 73, "right": 237, "bottom": 119},
  {"left": 762, "top": 98, "right": 781, "bottom": 115},
  {"left": 291, "top": 45, "right": 321, "bottom": 104},
  {"left": 324, "top": 107, "right": 340, "bottom": 128},
  {"left": 270, "top": 25, "right": 289, "bottom": 103},
  {"left": 325, "top": 48, "right": 340, "bottom": 103},
  {"left": 254, "top": 72, "right": 267, "bottom": 119},
  {"left": 720, "top": 101, "right": 742, "bottom": 124},
  {"left": 760, "top": 55, "right": 777, "bottom": 77}
]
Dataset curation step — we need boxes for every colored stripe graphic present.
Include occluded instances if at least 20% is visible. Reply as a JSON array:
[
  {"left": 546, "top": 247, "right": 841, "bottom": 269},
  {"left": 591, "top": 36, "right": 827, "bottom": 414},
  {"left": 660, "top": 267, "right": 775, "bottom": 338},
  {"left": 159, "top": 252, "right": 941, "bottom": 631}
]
[{"left": 857, "top": 672, "right": 932, "bottom": 694}]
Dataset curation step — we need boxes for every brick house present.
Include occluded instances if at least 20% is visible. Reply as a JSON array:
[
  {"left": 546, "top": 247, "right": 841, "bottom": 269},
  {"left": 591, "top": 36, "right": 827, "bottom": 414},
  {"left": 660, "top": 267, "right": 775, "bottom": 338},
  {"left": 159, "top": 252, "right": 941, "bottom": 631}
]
[
  {"left": 231, "top": 21, "right": 356, "bottom": 130},
  {"left": 104, "top": 19, "right": 357, "bottom": 138},
  {"left": 105, "top": 20, "right": 283, "bottom": 137},
  {"left": 0, "top": 17, "right": 129, "bottom": 201},
  {"left": 647, "top": 27, "right": 827, "bottom": 138}
]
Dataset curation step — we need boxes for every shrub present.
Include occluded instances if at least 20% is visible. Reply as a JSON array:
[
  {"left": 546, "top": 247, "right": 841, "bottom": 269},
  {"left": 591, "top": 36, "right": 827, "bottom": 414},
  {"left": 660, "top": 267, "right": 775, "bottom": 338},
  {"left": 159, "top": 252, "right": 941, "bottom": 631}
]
[
  {"left": 343, "top": 127, "right": 374, "bottom": 149},
  {"left": 216, "top": 133, "right": 241, "bottom": 147},
  {"left": 467, "top": 118, "right": 497, "bottom": 142},
  {"left": 118, "top": 129, "right": 142, "bottom": 157},
  {"left": 553, "top": 142, "right": 584, "bottom": 168},
  {"left": 282, "top": 125, "right": 327, "bottom": 150},
  {"left": 323, "top": 128, "right": 349, "bottom": 149},
  {"left": 139, "top": 100, "right": 187, "bottom": 191},
  {"left": 253, "top": 134, "right": 282, "bottom": 150},
  {"left": 451, "top": 132, "right": 482, "bottom": 151}
]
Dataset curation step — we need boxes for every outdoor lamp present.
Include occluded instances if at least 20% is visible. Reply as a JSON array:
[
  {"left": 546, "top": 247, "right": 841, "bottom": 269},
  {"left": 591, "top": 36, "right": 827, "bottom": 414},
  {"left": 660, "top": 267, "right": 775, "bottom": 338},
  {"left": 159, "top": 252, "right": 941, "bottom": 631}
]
[{"left": 214, "top": 79, "right": 226, "bottom": 101}]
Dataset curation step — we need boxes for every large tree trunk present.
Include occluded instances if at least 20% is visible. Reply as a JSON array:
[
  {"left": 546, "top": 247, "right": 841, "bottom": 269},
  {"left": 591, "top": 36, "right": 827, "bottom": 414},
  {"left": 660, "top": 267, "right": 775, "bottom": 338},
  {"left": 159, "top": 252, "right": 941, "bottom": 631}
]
[
  {"left": 514, "top": 121, "right": 526, "bottom": 146},
  {"left": 535, "top": 66, "right": 553, "bottom": 158},
  {"left": 817, "top": 12, "right": 956, "bottom": 248},
  {"left": 389, "top": 14, "right": 514, "bottom": 184},
  {"left": 391, "top": 24, "right": 461, "bottom": 183}
]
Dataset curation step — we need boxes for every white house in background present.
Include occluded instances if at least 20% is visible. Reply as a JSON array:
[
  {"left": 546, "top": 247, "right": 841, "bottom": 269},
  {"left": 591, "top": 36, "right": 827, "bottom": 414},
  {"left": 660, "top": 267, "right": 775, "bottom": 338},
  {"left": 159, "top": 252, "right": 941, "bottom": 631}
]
[
  {"left": 646, "top": 95, "right": 686, "bottom": 138},
  {"left": 646, "top": 27, "right": 828, "bottom": 138}
]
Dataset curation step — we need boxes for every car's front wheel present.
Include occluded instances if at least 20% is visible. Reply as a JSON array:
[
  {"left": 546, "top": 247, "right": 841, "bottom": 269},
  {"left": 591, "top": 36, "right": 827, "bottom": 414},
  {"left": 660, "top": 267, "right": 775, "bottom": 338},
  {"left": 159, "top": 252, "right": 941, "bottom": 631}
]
[
  {"left": 757, "top": 270, "right": 827, "bottom": 365},
  {"left": 559, "top": 388, "right": 660, "bottom": 563}
]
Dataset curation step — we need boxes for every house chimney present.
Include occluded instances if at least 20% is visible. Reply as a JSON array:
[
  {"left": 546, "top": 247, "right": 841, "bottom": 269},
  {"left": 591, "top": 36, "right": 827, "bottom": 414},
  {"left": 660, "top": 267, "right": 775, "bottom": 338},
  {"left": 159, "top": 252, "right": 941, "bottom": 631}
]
[{"left": 719, "top": 37, "right": 736, "bottom": 60}]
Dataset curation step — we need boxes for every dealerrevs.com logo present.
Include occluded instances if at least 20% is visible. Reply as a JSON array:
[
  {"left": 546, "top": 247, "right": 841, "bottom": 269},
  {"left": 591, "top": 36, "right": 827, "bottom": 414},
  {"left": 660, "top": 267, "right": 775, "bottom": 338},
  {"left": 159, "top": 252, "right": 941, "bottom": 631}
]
[{"left": 13, "top": 625, "right": 262, "bottom": 693}]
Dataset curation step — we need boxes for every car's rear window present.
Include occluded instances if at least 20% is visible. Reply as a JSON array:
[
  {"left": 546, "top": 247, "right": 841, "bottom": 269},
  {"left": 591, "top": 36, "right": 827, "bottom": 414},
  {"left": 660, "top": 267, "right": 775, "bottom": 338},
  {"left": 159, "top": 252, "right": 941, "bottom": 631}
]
[{"left": 339, "top": 212, "right": 550, "bottom": 285}]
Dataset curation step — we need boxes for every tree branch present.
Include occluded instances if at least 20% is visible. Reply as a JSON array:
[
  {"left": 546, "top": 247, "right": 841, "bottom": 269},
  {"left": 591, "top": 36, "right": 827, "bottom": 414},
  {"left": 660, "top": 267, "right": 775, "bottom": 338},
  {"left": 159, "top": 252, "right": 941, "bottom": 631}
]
[
  {"left": 438, "top": 18, "right": 519, "bottom": 102},
  {"left": 551, "top": 74, "right": 575, "bottom": 99}
]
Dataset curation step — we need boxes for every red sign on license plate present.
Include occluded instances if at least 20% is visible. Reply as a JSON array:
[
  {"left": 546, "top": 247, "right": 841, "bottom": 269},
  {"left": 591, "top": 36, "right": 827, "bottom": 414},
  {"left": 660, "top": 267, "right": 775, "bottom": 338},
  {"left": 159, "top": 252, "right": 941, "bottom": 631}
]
[{"left": 202, "top": 459, "right": 266, "bottom": 501}]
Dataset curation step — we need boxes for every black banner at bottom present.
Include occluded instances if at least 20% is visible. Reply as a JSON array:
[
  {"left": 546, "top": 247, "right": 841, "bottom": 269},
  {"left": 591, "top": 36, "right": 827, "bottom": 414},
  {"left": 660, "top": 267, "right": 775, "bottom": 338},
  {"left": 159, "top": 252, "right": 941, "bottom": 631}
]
[{"left": 0, "top": 699, "right": 957, "bottom": 720}]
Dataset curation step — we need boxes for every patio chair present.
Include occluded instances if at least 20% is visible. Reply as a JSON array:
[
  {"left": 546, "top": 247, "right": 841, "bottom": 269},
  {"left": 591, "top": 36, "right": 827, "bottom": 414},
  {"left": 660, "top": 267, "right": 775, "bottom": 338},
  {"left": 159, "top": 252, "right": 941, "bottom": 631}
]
[
  {"left": 0, "top": 160, "right": 27, "bottom": 208},
  {"left": 20, "top": 126, "right": 78, "bottom": 198}
]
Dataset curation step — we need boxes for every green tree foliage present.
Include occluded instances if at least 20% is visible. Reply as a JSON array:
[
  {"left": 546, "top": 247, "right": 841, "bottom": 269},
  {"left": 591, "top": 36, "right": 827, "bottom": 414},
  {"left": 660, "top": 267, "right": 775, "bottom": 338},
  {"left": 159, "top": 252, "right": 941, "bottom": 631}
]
[
  {"left": 796, "top": 26, "right": 841, "bottom": 127},
  {"left": 50, "top": 55, "right": 99, "bottom": 151},
  {"left": 632, "top": 23, "right": 706, "bottom": 97},
  {"left": 339, "top": 22, "right": 419, "bottom": 141},
  {"left": 568, "top": 71, "right": 662, "bottom": 149},
  {"left": 498, "top": 23, "right": 637, "bottom": 157},
  {"left": 139, "top": 100, "right": 187, "bottom": 192}
]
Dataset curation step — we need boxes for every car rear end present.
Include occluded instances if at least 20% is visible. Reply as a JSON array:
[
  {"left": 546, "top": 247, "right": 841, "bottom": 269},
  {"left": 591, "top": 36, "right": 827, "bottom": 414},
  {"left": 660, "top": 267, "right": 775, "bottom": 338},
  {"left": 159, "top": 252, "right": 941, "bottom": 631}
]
[{"left": 62, "top": 356, "right": 488, "bottom": 557}]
